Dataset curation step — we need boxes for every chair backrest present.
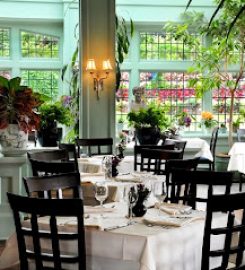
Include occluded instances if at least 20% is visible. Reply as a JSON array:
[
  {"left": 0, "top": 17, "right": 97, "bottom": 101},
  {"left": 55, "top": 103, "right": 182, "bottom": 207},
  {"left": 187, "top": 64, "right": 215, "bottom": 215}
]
[
  {"left": 76, "top": 138, "right": 113, "bottom": 157},
  {"left": 163, "top": 139, "right": 187, "bottom": 159},
  {"left": 210, "top": 126, "right": 219, "bottom": 157},
  {"left": 28, "top": 159, "right": 77, "bottom": 176},
  {"left": 202, "top": 192, "right": 245, "bottom": 270},
  {"left": 165, "top": 158, "right": 199, "bottom": 196},
  {"left": 7, "top": 193, "right": 86, "bottom": 270},
  {"left": 27, "top": 149, "right": 69, "bottom": 162},
  {"left": 59, "top": 143, "right": 79, "bottom": 171},
  {"left": 23, "top": 172, "right": 83, "bottom": 199},
  {"left": 237, "top": 128, "right": 245, "bottom": 142},
  {"left": 169, "top": 170, "right": 233, "bottom": 210},
  {"left": 134, "top": 144, "right": 175, "bottom": 171},
  {"left": 139, "top": 148, "right": 183, "bottom": 174}
]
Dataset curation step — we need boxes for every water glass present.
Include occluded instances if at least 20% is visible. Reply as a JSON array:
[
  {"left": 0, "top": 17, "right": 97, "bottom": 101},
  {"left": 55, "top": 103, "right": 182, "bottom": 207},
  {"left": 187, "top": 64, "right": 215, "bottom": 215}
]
[{"left": 94, "top": 182, "right": 108, "bottom": 207}]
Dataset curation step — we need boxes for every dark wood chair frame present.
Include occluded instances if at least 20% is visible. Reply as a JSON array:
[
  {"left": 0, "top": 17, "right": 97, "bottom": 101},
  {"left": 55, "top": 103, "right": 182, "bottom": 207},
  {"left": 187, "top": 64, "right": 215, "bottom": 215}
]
[
  {"left": 28, "top": 159, "right": 78, "bottom": 177},
  {"left": 202, "top": 192, "right": 245, "bottom": 270},
  {"left": 27, "top": 149, "right": 70, "bottom": 162},
  {"left": 139, "top": 148, "right": 183, "bottom": 174},
  {"left": 7, "top": 192, "right": 86, "bottom": 270},
  {"left": 198, "top": 126, "right": 219, "bottom": 171},
  {"left": 23, "top": 172, "right": 83, "bottom": 199},
  {"left": 76, "top": 138, "right": 113, "bottom": 157},
  {"left": 164, "top": 158, "right": 200, "bottom": 198},
  {"left": 134, "top": 143, "right": 176, "bottom": 171},
  {"left": 58, "top": 143, "right": 79, "bottom": 171},
  {"left": 168, "top": 170, "right": 233, "bottom": 210}
]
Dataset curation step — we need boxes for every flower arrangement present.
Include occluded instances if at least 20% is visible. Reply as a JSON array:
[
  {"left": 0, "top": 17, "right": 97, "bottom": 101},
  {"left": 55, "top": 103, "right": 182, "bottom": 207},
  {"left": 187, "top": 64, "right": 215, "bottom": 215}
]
[
  {"left": 201, "top": 111, "right": 217, "bottom": 129},
  {"left": 176, "top": 110, "right": 192, "bottom": 127},
  {"left": 0, "top": 76, "right": 43, "bottom": 133},
  {"left": 111, "top": 155, "right": 122, "bottom": 177}
]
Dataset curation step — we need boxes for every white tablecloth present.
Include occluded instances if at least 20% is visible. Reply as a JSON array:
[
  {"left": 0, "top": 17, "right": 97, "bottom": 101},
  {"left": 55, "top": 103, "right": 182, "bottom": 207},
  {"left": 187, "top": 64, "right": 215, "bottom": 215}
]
[
  {"left": 0, "top": 204, "right": 227, "bottom": 270},
  {"left": 228, "top": 142, "right": 245, "bottom": 174},
  {"left": 166, "top": 138, "right": 213, "bottom": 161}
]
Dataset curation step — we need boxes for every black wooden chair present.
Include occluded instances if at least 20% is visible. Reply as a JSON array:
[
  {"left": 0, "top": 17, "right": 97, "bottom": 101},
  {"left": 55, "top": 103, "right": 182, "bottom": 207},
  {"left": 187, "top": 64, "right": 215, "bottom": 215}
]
[
  {"left": 163, "top": 139, "right": 187, "bottom": 159},
  {"left": 76, "top": 138, "right": 113, "bottom": 157},
  {"left": 198, "top": 126, "right": 219, "bottom": 171},
  {"left": 168, "top": 170, "right": 233, "bottom": 210},
  {"left": 23, "top": 172, "right": 83, "bottom": 199},
  {"left": 165, "top": 157, "right": 199, "bottom": 198},
  {"left": 139, "top": 148, "right": 183, "bottom": 174},
  {"left": 134, "top": 143, "right": 175, "bottom": 171},
  {"left": 59, "top": 143, "right": 79, "bottom": 171},
  {"left": 201, "top": 192, "right": 245, "bottom": 270},
  {"left": 28, "top": 159, "right": 77, "bottom": 176},
  {"left": 7, "top": 192, "right": 86, "bottom": 270},
  {"left": 27, "top": 149, "right": 69, "bottom": 162}
]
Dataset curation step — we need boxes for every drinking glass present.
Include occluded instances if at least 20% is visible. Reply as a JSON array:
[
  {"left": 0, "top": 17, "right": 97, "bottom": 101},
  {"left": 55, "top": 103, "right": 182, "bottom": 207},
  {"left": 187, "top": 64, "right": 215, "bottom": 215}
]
[
  {"left": 127, "top": 185, "right": 138, "bottom": 225},
  {"left": 152, "top": 181, "right": 167, "bottom": 215},
  {"left": 102, "top": 156, "right": 112, "bottom": 180},
  {"left": 94, "top": 182, "right": 108, "bottom": 207}
]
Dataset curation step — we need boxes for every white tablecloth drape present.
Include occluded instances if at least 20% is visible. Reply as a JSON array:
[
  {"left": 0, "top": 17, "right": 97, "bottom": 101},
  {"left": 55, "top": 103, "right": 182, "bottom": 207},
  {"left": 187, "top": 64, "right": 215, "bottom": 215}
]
[
  {"left": 0, "top": 204, "right": 228, "bottom": 270},
  {"left": 228, "top": 142, "right": 245, "bottom": 174}
]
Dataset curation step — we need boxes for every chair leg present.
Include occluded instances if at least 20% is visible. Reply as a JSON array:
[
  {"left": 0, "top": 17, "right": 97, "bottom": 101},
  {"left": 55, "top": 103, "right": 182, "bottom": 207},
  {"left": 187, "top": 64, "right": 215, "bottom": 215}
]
[{"left": 239, "top": 173, "right": 243, "bottom": 192}]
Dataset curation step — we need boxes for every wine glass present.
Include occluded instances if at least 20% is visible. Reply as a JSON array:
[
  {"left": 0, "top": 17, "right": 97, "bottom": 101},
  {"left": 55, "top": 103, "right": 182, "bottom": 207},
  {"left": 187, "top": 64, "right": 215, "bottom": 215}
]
[
  {"left": 152, "top": 181, "right": 167, "bottom": 215},
  {"left": 102, "top": 156, "right": 112, "bottom": 180},
  {"left": 127, "top": 185, "right": 138, "bottom": 225},
  {"left": 94, "top": 182, "right": 108, "bottom": 207}
]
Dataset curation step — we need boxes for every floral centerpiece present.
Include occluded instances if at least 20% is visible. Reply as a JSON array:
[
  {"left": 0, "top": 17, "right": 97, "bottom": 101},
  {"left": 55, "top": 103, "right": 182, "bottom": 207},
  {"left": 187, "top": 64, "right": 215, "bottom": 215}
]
[
  {"left": 0, "top": 76, "right": 43, "bottom": 154},
  {"left": 201, "top": 111, "right": 218, "bottom": 129},
  {"left": 111, "top": 155, "right": 122, "bottom": 177},
  {"left": 176, "top": 110, "right": 192, "bottom": 127},
  {"left": 132, "top": 184, "right": 151, "bottom": 217}
]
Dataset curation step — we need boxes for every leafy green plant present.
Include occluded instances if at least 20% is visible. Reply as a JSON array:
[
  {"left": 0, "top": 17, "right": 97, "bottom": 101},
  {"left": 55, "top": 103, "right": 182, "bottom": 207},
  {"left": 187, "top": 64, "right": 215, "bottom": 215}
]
[
  {"left": 0, "top": 76, "right": 43, "bottom": 132},
  {"left": 39, "top": 100, "right": 73, "bottom": 129},
  {"left": 165, "top": 3, "right": 245, "bottom": 147},
  {"left": 127, "top": 103, "right": 170, "bottom": 130}
]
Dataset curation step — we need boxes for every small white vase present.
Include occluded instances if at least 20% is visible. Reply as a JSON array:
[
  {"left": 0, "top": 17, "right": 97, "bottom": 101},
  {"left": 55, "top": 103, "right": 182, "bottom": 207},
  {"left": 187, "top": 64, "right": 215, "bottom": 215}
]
[{"left": 0, "top": 124, "right": 28, "bottom": 156}]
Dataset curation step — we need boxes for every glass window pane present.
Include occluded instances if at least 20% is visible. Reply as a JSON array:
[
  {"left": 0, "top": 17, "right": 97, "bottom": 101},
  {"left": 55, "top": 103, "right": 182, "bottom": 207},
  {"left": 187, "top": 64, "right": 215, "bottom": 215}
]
[
  {"left": 139, "top": 32, "right": 201, "bottom": 61},
  {"left": 21, "top": 31, "right": 59, "bottom": 58},
  {"left": 21, "top": 70, "right": 60, "bottom": 101},
  {"left": 140, "top": 71, "right": 202, "bottom": 131},
  {"left": 0, "top": 28, "right": 10, "bottom": 57}
]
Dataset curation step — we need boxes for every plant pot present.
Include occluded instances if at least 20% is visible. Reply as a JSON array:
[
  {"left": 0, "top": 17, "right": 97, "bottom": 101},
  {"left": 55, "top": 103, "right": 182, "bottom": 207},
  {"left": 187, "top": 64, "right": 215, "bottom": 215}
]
[
  {"left": 135, "top": 127, "right": 160, "bottom": 145},
  {"left": 37, "top": 125, "right": 62, "bottom": 147},
  {"left": 0, "top": 124, "right": 28, "bottom": 156}
]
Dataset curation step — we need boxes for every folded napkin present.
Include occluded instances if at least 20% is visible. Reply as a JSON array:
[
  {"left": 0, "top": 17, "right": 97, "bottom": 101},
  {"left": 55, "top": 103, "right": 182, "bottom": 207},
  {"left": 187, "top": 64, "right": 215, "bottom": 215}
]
[
  {"left": 155, "top": 202, "right": 192, "bottom": 216},
  {"left": 84, "top": 205, "right": 116, "bottom": 214},
  {"left": 143, "top": 213, "right": 203, "bottom": 227},
  {"left": 114, "top": 174, "right": 141, "bottom": 183}
]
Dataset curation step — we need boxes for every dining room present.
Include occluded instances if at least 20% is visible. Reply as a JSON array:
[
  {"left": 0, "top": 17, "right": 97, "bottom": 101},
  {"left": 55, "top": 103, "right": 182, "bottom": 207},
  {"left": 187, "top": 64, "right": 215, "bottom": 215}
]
[{"left": 1, "top": 0, "right": 245, "bottom": 269}]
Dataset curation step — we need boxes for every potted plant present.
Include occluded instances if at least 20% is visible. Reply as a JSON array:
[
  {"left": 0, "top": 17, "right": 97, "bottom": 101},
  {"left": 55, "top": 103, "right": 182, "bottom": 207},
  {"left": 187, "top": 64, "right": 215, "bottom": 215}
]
[
  {"left": 127, "top": 102, "right": 170, "bottom": 144},
  {"left": 0, "top": 76, "right": 42, "bottom": 155},
  {"left": 38, "top": 99, "right": 73, "bottom": 147}
]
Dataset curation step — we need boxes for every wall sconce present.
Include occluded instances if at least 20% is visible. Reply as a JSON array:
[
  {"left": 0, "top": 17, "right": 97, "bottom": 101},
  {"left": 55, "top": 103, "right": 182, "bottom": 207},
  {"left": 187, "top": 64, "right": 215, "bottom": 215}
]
[{"left": 86, "top": 59, "right": 112, "bottom": 100}]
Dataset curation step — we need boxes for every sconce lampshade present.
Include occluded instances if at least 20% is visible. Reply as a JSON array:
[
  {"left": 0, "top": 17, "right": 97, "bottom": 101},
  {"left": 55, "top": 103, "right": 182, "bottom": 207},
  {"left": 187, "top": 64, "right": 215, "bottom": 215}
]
[
  {"left": 86, "top": 59, "right": 96, "bottom": 71},
  {"left": 102, "top": 59, "right": 112, "bottom": 71}
]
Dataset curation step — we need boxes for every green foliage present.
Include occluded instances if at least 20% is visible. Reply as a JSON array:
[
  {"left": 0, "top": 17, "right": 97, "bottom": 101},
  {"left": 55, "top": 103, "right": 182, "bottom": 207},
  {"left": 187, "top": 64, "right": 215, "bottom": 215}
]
[
  {"left": 166, "top": 3, "right": 245, "bottom": 146},
  {"left": 39, "top": 101, "right": 73, "bottom": 129},
  {"left": 127, "top": 103, "right": 171, "bottom": 130}
]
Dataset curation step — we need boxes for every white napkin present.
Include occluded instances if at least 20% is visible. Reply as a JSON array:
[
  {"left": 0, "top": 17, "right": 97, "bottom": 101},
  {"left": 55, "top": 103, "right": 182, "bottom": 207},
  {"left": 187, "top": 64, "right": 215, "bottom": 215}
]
[
  {"left": 84, "top": 205, "right": 116, "bottom": 214},
  {"left": 155, "top": 202, "right": 192, "bottom": 216},
  {"left": 143, "top": 213, "right": 203, "bottom": 227},
  {"left": 114, "top": 174, "right": 141, "bottom": 183}
]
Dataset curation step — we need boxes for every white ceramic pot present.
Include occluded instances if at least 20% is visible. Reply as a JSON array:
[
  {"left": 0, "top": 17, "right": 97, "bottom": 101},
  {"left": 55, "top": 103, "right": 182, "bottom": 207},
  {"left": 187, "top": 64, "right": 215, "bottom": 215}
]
[{"left": 0, "top": 124, "right": 28, "bottom": 156}]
